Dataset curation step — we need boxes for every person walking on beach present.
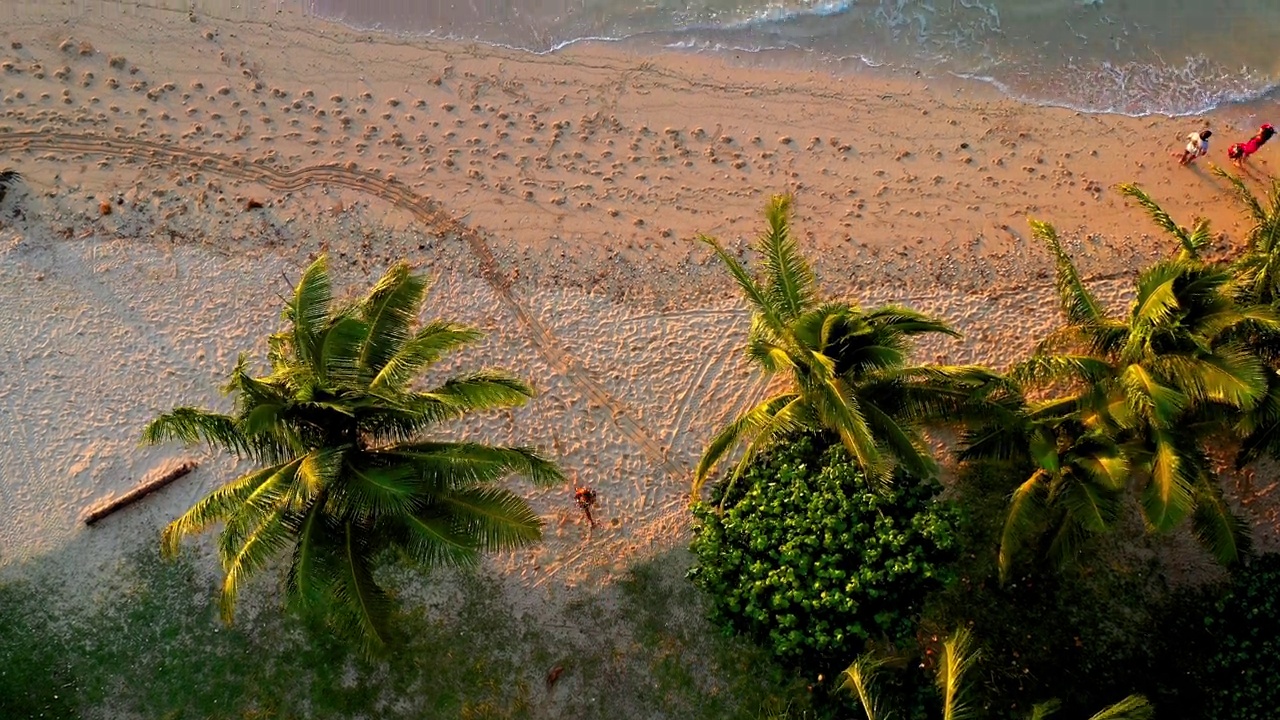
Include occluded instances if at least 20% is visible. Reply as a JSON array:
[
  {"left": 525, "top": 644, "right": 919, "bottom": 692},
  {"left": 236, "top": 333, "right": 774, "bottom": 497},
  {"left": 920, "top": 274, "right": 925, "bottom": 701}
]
[
  {"left": 1178, "top": 129, "right": 1212, "bottom": 166},
  {"left": 1227, "top": 123, "right": 1275, "bottom": 168}
]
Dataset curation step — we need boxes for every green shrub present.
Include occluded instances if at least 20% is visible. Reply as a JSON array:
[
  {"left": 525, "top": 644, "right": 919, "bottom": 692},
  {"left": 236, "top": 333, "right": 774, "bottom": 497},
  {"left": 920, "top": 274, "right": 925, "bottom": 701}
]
[
  {"left": 1201, "top": 553, "right": 1280, "bottom": 716},
  {"left": 688, "top": 435, "right": 960, "bottom": 676}
]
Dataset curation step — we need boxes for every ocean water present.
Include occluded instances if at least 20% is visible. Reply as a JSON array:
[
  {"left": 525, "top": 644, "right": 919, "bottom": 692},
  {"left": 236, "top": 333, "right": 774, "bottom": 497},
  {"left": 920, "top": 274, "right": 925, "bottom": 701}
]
[{"left": 309, "top": 0, "right": 1280, "bottom": 117}]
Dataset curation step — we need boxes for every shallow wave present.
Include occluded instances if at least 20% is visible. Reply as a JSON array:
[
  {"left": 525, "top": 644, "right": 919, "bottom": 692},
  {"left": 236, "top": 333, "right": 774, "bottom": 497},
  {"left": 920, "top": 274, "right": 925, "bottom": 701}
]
[
  {"left": 688, "top": 0, "right": 856, "bottom": 30},
  {"left": 954, "top": 55, "right": 1280, "bottom": 117},
  {"left": 309, "top": 1, "right": 1277, "bottom": 118}
]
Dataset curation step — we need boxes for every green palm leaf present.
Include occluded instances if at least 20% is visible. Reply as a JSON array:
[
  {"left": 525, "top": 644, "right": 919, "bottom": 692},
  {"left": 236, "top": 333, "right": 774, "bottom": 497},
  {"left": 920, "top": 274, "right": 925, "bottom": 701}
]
[
  {"left": 219, "top": 509, "right": 296, "bottom": 622},
  {"left": 439, "top": 485, "right": 544, "bottom": 551},
  {"left": 370, "top": 320, "right": 483, "bottom": 391},
  {"left": 288, "top": 256, "right": 334, "bottom": 366},
  {"left": 1120, "top": 183, "right": 1205, "bottom": 257},
  {"left": 1142, "top": 431, "right": 1196, "bottom": 532},
  {"left": 389, "top": 441, "right": 564, "bottom": 488},
  {"left": 1191, "top": 477, "right": 1250, "bottom": 565},
  {"left": 357, "top": 261, "right": 428, "bottom": 373},
  {"left": 142, "top": 407, "right": 253, "bottom": 459},
  {"left": 332, "top": 523, "right": 391, "bottom": 650},
  {"left": 757, "top": 194, "right": 817, "bottom": 321},
  {"left": 425, "top": 370, "right": 537, "bottom": 412},
  {"left": 1085, "top": 695, "right": 1153, "bottom": 720},
  {"left": 693, "top": 394, "right": 799, "bottom": 498},
  {"left": 938, "top": 627, "right": 978, "bottom": 720},
  {"left": 401, "top": 512, "right": 481, "bottom": 567},
  {"left": 840, "top": 655, "right": 885, "bottom": 720},
  {"left": 1030, "top": 219, "right": 1107, "bottom": 327},
  {"left": 999, "top": 470, "right": 1048, "bottom": 582}
]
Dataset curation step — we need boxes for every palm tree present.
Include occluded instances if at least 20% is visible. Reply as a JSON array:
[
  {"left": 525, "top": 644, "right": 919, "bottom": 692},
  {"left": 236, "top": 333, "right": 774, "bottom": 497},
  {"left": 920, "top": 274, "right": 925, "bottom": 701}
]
[
  {"left": 966, "top": 189, "right": 1274, "bottom": 572},
  {"left": 1215, "top": 167, "right": 1280, "bottom": 305},
  {"left": 693, "top": 195, "right": 993, "bottom": 498},
  {"left": 841, "top": 627, "right": 1153, "bottom": 720},
  {"left": 143, "top": 256, "right": 562, "bottom": 648},
  {"left": 1211, "top": 168, "right": 1280, "bottom": 466},
  {"left": 961, "top": 392, "right": 1129, "bottom": 580}
]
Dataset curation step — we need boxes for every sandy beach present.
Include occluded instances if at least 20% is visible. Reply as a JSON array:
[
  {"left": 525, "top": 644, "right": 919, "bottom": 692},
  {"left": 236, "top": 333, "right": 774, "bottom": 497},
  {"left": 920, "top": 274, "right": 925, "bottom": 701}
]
[{"left": 2, "top": 0, "right": 1279, "bottom": 613}]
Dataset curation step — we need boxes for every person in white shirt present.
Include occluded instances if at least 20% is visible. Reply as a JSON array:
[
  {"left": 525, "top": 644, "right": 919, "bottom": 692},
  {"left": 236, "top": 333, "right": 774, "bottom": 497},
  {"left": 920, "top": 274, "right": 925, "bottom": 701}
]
[{"left": 1178, "top": 129, "right": 1212, "bottom": 166}]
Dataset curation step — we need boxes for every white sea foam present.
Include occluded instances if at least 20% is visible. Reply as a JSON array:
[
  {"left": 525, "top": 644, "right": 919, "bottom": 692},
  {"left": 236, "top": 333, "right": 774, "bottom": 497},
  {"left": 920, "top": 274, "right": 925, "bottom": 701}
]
[{"left": 308, "top": 0, "right": 1280, "bottom": 117}]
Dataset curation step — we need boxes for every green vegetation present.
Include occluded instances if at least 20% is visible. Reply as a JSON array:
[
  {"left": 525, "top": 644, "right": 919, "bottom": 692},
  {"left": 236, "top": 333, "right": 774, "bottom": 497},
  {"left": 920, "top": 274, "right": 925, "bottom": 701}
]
[
  {"left": 693, "top": 194, "right": 993, "bottom": 496},
  {"left": 688, "top": 184, "right": 1280, "bottom": 719},
  {"left": 690, "top": 436, "right": 958, "bottom": 672},
  {"left": 13, "top": 175, "right": 1280, "bottom": 719},
  {"left": 1200, "top": 553, "right": 1280, "bottom": 716},
  {"left": 143, "top": 256, "right": 562, "bottom": 648},
  {"left": 963, "top": 194, "right": 1272, "bottom": 575},
  {"left": 0, "top": 545, "right": 800, "bottom": 719}
]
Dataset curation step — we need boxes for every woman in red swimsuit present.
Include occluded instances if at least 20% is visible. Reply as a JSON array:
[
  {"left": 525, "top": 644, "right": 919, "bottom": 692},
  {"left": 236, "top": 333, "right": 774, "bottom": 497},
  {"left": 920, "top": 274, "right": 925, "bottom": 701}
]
[{"left": 1228, "top": 123, "right": 1276, "bottom": 167}]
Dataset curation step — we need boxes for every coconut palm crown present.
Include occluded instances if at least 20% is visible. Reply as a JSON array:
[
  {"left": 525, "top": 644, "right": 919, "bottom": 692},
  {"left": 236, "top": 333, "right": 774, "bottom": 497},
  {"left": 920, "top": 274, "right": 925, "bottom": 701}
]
[
  {"left": 966, "top": 188, "right": 1277, "bottom": 575},
  {"left": 143, "top": 256, "right": 561, "bottom": 648},
  {"left": 693, "top": 195, "right": 994, "bottom": 498},
  {"left": 1213, "top": 169, "right": 1280, "bottom": 466}
]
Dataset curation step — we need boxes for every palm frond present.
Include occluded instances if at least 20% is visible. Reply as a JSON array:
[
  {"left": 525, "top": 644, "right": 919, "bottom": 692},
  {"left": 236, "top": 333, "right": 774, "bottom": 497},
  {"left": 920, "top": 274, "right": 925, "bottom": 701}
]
[
  {"left": 401, "top": 512, "right": 481, "bottom": 567},
  {"left": 438, "top": 485, "right": 544, "bottom": 551},
  {"left": 388, "top": 441, "right": 564, "bottom": 488},
  {"left": 1119, "top": 183, "right": 1203, "bottom": 257},
  {"left": 1141, "top": 431, "right": 1197, "bottom": 532},
  {"left": 358, "top": 261, "right": 428, "bottom": 373},
  {"left": 1212, "top": 165, "right": 1267, "bottom": 224},
  {"left": 1085, "top": 695, "right": 1153, "bottom": 720},
  {"left": 938, "top": 627, "right": 978, "bottom": 720},
  {"left": 286, "top": 495, "right": 333, "bottom": 608},
  {"left": 219, "top": 509, "right": 295, "bottom": 623},
  {"left": 1010, "top": 354, "right": 1114, "bottom": 387},
  {"left": 424, "top": 370, "right": 537, "bottom": 413},
  {"left": 757, "top": 194, "right": 817, "bottom": 321},
  {"left": 810, "top": 373, "right": 887, "bottom": 482},
  {"left": 699, "top": 233, "right": 786, "bottom": 335},
  {"left": 161, "top": 465, "right": 284, "bottom": 557},
  {"left": 1030, "top": 219, "right": 1107, "bottom": 326},
  {"left": 839, "top": 655, "right": 885, "bottom": 720},
  {"left": 692, "top": 394, "right": 799, "bottom": 499},
  {"left": 332, "top": 522, "right": 392, "bottom": 651},
  {"left": 1154, "top": 351, "right": 1266, "bottom": 411},
  {"left": 1191, "top": 478, "right": 1250, "bottom": 565},
  {"left": 318, "top": 315, "right": 371, "bottom": 386},
  {"left": 862, "top": 305, "right": 961, "bottom": 338},
  {"left": 334, "top": 462, "right": 421, "bottom": 520},
  {"left": 720, "top": 397, "right": 814, "bottom": 502},
  {"left": 289, "top": 255, "right": 334, "bottom": 366},
  {"left": 1060, "top": 473, "right": 1120, "bottom": 533},
  {"left": 142, "top": 408, "right": 253, "bottom": 458},
  {"left": 999, "top": 471, "right": 1048, "bottom": 583},
  {"left": 369, "top": 321, "right": 484, "bottom": 391},
  {"left": 860, "top": 399, "right": 936, "bottom": 479}
]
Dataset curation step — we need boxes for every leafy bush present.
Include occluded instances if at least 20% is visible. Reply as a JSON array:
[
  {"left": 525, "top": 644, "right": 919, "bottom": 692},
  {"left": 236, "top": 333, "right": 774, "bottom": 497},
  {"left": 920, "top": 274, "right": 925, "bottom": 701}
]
[
  {"left": 688, "top": 435, "right": 960, "bottom": 676},
  {"left": 1201, "top": 553, "right": 1280, "bottom": 717}
]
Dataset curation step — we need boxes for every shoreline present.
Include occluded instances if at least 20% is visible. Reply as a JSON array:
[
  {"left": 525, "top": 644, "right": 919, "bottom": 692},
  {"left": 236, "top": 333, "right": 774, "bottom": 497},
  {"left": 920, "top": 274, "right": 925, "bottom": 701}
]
[
  {"left": 303, "top": 1, "right": 1280, "bottom": 121},
  {"left": 1, "top": 1, "right": 1279, "bottom": 591}
]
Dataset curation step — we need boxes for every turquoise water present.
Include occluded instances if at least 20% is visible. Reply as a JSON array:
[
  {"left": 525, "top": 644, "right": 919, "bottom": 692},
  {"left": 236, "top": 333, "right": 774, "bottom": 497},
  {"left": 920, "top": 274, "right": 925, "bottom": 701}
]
[{"left": 310, "top": 0, "right": 1280, "bottom": 116}]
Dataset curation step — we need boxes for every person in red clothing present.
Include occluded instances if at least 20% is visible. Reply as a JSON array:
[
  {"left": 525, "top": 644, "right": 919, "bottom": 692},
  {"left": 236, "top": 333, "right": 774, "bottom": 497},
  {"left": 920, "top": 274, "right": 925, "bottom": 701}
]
[{"left": 1228, "top": 123, "right": 1276, "bottom": 167}]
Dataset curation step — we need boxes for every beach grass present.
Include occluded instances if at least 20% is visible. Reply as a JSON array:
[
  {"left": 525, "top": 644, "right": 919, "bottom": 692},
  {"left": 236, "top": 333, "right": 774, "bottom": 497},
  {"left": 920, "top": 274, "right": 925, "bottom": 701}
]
[{"left": 0, "top": 545, "right": 801, "bottom": 720}]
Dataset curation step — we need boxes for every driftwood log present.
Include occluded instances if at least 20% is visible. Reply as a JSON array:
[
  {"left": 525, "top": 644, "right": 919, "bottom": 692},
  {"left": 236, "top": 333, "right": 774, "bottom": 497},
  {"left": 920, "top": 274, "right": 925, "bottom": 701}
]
[{"left": 82, "top": 460, "right": 198, "bottom": 526}]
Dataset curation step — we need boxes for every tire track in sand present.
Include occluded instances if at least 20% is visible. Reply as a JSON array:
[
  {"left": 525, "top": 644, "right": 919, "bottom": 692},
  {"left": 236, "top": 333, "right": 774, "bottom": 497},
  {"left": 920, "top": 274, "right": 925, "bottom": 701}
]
[{"left": 0, "top": 130, "right": 689, "bottom": 482}]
